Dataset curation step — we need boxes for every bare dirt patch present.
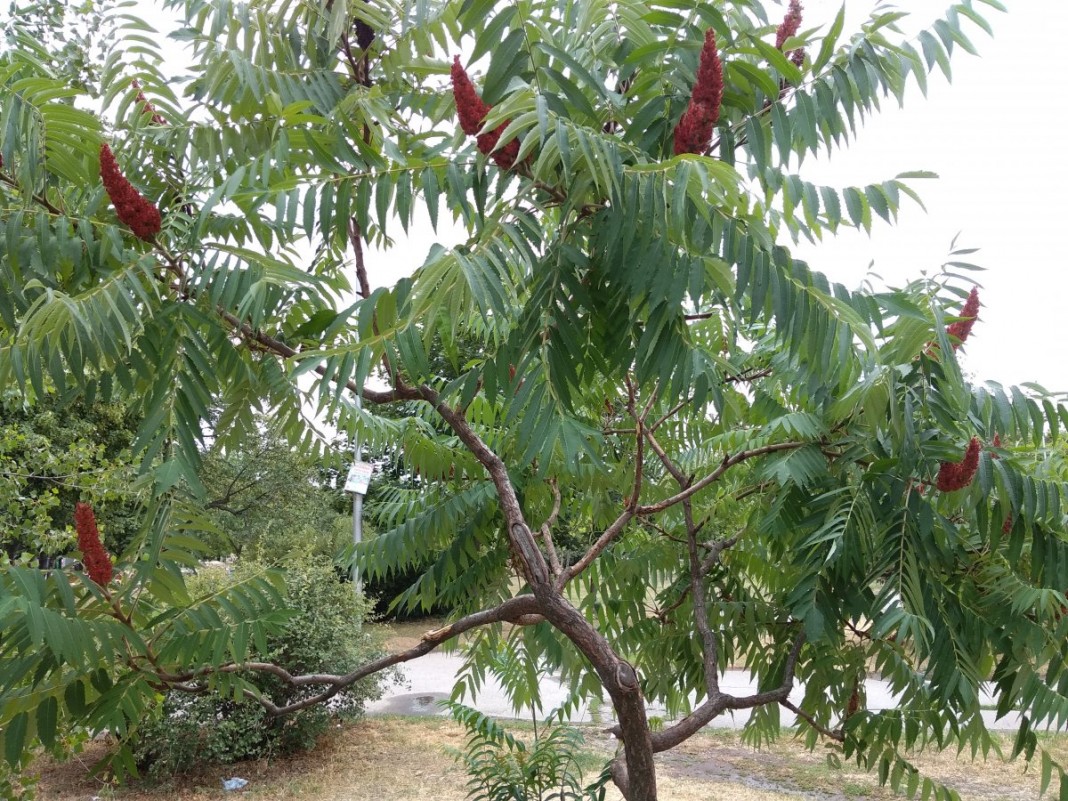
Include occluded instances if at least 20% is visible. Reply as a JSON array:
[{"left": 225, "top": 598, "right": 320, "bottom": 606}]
[{"left": 373, "top": 617, "right": 450, "bottom": 654}]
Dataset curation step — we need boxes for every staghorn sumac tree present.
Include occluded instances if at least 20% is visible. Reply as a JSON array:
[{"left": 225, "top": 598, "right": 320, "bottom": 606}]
[{"left": 2, "top": 1, "right": 1068, "bottom": 800}]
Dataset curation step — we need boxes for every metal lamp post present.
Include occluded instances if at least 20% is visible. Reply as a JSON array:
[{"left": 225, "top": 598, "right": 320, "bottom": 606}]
[{"left": 343, "top": 395, "right": 372, "bottom": 596}]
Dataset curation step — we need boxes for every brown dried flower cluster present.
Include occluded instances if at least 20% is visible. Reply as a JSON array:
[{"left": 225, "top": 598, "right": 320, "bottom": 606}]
[
  {"left": 450, "top": 57, "right": 520, "bottom": 170},
  {"left": 355, "top": 19, "right": 375, "bottom": 51},
  {"left": 673, "top": 29, "right": 723, "bottom": 156},
  {"left": 99, "top": 143, "right": 162, "bottom": 241},
  {"left": 935, "top": 437, "right": 981, "bottom": 492},
  {"left": 74, "top": 502, "right": 113, "bottom": 586}
]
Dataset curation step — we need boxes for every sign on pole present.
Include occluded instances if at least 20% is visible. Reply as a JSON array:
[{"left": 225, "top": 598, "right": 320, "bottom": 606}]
[{"left": 344, "top": 461, "right": 373, "bottom": 495}]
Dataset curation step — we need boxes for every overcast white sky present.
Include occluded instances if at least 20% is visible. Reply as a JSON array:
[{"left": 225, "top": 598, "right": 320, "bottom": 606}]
[
  {"left": 793, "top": 1, "right": 1068, "bottom": 395},
  {"left": 135, "top": 0, "right": 1068, "bottom": 395}
]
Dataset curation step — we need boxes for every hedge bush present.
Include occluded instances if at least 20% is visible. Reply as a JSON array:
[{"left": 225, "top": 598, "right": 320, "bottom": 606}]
[{"left": 129, "top": 555, "right": 392, "bottom": 779}]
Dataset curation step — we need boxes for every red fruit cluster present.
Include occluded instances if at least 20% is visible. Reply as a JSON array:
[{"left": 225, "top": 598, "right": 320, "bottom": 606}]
[
  {"left": 74, "top": 502, "right": 113, "bottom": 587},
  {"left": 450, "top": 57, "right": 520, "bottom": 170},
  {"left": 673, "top": 29, "right": 724, "bottom": 156},
  {"left": 776, "top": 0, "right": 803, "bottom": 49},
  {"left": 776, "top": 1, "right": 805, "bottom": 67},
  {"left": 946, "top": 287, "right": 980, "bottom": 349},
  {"left": 935, "top": 437, "right": 980, "bottom": 492},
  {"left": 131, "top": 79, "right": 167, "bottom": 125},
  {"left": 99, "top": 143, "right": 162, "bottom": 241}
]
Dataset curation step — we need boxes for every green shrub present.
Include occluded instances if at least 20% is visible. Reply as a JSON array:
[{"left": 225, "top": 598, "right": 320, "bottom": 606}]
[{"left": 129, "top": 556, "right": 391, "bottom": 779}]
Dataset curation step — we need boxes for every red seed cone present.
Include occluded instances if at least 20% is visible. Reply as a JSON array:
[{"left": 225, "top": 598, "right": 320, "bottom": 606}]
[
  {"left": 451, "top": 57, "right": 491, "bottom": 136},
  {"left": 935, "top": 437, "right": 981, "bottom": 493},
  {"left": 74, "top": 502, "right": 113, "bottom": 586},
  {"left": 775, "top": 0, "right": 803, "bottom": 50},
  {"left": 946, "top": 287, "right": 980, "bottom": 349},
  {"left": 673, "top": 29, "right": 723, "bottom": 156},
  {"left": 99, "top": 144, "right": 162, "bottom": 241},
  {"left": 450, "top": 57, "right": 521, "bottom": 170}
]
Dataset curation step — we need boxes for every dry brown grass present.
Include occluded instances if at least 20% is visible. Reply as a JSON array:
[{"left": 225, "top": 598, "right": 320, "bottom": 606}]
[
  {"left": 37, "top": 718, "right": 471, "bottom": 801},
  {"left": 34, "top": 716, "right": 1068, "bottom": 801}
]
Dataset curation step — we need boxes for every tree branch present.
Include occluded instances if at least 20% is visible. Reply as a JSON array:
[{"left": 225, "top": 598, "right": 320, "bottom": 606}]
[
  {"left": 539, "top": 477, "right": 564, "bottom": 580},
  {"left": 416, "top": 384, "right": 550, "bottom": 589},
  {"left": 686, "top": 510, "right": 721, "bottom": 696},
  {"left": 612, "top": 629, "right": 806, "bottom": 752},
  {"left": 653, "top": 534, "right": 737, "bottom": 622},
  {"left": 724, "top": 367, "right": 773, "bottom": 384},
  {"left": 161, "top": 594, "right": 541, "bottom": 715},
  {"left": 635, "top": 441, "right": 807, "bottom": 515},
  {"left": 650, "top": 395, "right": 694, "bottom": 432},
  {"left": 638, "top": 422, "right": 723, "bottom": 696},
  {"left": 559, "top": 508, "right": 634, "bottom": 588},
  {"left": 639, "top": 425, "right": 687, "bottom": 486}
]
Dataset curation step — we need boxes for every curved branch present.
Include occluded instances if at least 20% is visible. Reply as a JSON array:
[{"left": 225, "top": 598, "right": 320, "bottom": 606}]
[
  {"left": 560, "top": 507, "right": 634, "bottom": 587},
  {"left": 417, "top": 384, "right": 549, "bottom": 588},
  {"left": 0, "top": 169, "right": 67, "bottom": 219},
  {"left": 162, "top": 594, "right": 541, "bottom": 715}
]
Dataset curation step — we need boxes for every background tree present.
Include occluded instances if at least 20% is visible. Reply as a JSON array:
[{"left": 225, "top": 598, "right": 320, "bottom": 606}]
[
  {"left": 2, "top": 1, "right": 1067, "bottom": 801},
  {"left": 196, "top": 424, "right": 351, "bottom": 560},
  {"left": 0, "top": 390, "right": 142, "bottom": 564}
]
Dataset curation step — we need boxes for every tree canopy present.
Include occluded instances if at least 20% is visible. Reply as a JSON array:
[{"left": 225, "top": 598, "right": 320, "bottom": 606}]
[{"left": 2, "top": 0, "right": 1068, "bottom": 799}]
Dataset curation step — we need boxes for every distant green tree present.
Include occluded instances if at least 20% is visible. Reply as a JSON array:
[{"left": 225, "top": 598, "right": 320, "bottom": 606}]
[
  {"left": 0, "top": 390, "right": 142, "bottom": 564},
  {"left": 196, "top": 427, "right": 350, "bottom": 560}
]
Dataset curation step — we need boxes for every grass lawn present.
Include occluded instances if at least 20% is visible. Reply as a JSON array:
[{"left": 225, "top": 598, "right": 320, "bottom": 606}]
[{"left": 35, "top": 715, "right": 1066, "bottom": 801}]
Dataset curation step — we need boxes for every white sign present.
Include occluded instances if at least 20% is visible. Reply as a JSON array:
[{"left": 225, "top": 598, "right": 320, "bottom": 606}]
[{"left": 344, "top": 461, "right": 374, "bottom": 495}]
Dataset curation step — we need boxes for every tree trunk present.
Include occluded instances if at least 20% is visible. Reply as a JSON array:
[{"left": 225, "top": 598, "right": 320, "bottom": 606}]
[{"left": 538, "top": 594, "right": 658, "bottom": 800}]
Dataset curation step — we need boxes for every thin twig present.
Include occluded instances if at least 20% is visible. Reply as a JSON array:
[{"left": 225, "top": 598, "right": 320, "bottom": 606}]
[
  {"left": 651, "top": 395, "right": 694, "bottom": 432},
  {"left": 780, "top": 699, "right": 844, "bottom": 742}
]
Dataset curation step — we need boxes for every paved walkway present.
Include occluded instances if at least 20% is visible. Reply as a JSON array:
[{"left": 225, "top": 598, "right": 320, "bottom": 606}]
[{"left": 368, "top": 652, "right": 1024, "bottom": 731}]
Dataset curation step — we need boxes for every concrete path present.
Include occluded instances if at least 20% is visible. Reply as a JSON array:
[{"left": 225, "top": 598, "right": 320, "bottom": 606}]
[{"left": 367, "top": 652, "right": 1024, "bottom": 731}]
